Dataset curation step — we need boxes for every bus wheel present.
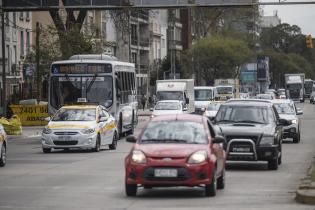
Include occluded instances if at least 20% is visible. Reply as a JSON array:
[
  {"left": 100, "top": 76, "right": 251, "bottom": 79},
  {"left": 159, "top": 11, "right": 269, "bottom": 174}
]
[
  {"left": 118, "top": 114, "right": 123, "bottom": 139},
  {"left": 127, "top": 112, "right": 135, "bottom": 136}
]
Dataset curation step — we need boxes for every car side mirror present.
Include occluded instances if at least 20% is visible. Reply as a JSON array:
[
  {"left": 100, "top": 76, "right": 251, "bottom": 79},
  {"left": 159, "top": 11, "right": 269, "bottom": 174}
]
[
  {"left": 45, "top": 117, "right": 51, "bottom": 121},
  {"left": 126, "top": 135, "right": 137, "bottom": 143},
  {"left": 296, "top": 108, "right": 303, "bottom": 115},
  {"left": 186, "top": 98, "right": 190, "bottom": 104},
  {"left": 212, "top": 135, "right": 226, "bottom": 144},
  {"left": 149, "top": 108, "right": 154, "bottom": 111},
  {"left": 278, "top": 118, "right": 291, "bottom": 126},
  {"left": 183, "top": 107, "right": 188, "bottom": 111}
]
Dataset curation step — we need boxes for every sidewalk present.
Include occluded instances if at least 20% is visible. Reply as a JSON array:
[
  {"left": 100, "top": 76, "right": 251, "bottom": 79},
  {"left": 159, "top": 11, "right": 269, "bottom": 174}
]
[
  {"left": 138, "top": 109, "right": 152, "bottom": 116},
  {"left": 8, "top": 126, "right": 44, "bottom": 139},
  {"left": 296, "top": 157, "right": 315, "bottom": 204}
]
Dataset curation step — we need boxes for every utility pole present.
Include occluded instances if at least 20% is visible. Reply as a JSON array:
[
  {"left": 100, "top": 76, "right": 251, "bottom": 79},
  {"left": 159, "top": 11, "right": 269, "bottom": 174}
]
[
  {"left": 36, "top": 22, "right": 40, "bottom": 100},
  {"left": 1, "top": 6, "right": 6, "bottom": 116}
]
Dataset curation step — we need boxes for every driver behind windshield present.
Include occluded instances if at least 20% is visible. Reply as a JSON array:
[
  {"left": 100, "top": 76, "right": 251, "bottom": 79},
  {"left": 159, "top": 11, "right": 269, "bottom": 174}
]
[{"left": 62, "top": 82, "right": 81, "bottom": 104}]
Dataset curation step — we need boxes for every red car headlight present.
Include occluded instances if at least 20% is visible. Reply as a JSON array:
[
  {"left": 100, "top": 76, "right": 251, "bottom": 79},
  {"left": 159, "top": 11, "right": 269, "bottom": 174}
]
[
  {"left": 188, "top": 150, "right": 207, "bottom": 164},
  {"left": 131, "top": 150, "right": 147, "bottom": 164}
]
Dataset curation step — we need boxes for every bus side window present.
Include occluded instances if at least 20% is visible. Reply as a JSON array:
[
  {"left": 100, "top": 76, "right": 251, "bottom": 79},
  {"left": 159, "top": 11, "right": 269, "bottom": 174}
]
[{"left": 115, "top": 74, "right": 122, "bottom": 100}]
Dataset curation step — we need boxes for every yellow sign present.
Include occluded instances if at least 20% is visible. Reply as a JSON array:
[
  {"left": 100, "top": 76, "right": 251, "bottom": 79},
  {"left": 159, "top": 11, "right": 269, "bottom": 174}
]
[{"left": 10, "top": 105, "right": 49, "bottom": 126}]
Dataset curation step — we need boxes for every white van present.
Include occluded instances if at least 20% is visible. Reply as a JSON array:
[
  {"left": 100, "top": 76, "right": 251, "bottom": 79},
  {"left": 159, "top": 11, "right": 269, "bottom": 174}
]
[{"left": 194, "top": 86, "right": 218, "bottom": 113}]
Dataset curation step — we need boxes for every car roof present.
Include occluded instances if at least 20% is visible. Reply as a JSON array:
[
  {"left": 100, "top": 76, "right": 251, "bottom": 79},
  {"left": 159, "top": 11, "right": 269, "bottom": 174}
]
[
  {"left": 151, "top": 114, "right": 206, "bottom": 123},
  {"left": 194, "top": 86, "right": 215, "bottom": 90},
  {"left": 226, "top": 99, "right": 272, "bottom": 103},
  {"left": 223, "top": 99, "right": 273, "bottom": 107},
  {"left": 271, "top": 99, "right": 293, "bottom": 104}
]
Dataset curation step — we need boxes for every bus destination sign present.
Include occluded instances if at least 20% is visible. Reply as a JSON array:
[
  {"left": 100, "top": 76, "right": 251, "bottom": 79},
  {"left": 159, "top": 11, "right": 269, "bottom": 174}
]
[{"left": 51, "top": 64, "right": 112, "bottom": 74}]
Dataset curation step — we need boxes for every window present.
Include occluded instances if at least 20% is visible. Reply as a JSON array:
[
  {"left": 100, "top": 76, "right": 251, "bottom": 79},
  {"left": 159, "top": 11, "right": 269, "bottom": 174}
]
[
  {"left": 20, "top": 31, "right": 24, "bottom": 56},
  {"left": 26, "top": 12, "right": 30, "bottom": 21},
  {"left": 5, "top": 13, "right": 9, "bottom": 26},
  {"left": 26, "top": 32, "right": 30, "bottom": 54},
  {"left": 13, "top": 13, "right": 16, "bottom": 26},
  {"left": 131, "top": 24, "right": 138, "bottom": 45},
  {"left": 19, "top": 12, "right": 24, "bottom": 20}
]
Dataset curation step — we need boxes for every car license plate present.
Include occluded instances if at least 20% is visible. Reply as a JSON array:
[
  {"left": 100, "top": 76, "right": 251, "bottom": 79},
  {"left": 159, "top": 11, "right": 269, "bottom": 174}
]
[
  {"left": 154, "top": 169, "right": 178, "bottom": 177},
  {"left": 232, "top": 146, "right": 250, "bottom": 152},
  {"left": 58, "top": 136, "right": 72, "bottom": 141}
]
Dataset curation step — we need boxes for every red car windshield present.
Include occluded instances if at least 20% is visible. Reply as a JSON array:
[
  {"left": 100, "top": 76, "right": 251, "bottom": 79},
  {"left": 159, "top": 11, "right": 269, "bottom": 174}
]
[{"left": 140, "top": 121, "right": 208, "bottom": 144}]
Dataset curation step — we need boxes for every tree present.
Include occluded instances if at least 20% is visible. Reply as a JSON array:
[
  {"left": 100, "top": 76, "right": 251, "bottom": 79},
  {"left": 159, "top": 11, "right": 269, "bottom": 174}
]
[
  {"left": 182, "top": 37, "right": 252, "bottom": 85},
  {"left": 259, "top": 50, "right": 314, "bottom": 87}
]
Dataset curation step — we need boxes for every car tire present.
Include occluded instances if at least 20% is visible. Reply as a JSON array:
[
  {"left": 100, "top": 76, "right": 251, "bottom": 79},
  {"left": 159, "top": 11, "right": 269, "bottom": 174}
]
[
  {"left": 42, "top": 148, "right": 51, "bottom": 153},
  {"left": 125, "top": 182, "right": 137, "bottom": 196},
  {"left": 94, "top": 135, "right": 101, "bottom": 152},
  {"left": 128, "top": 112, "right": 135, "bottom": 136},
  {"left": 293, "top": 132, "right": 300, "bottom": 143},
  {"left": 109, "top": 132, "right": 118, "bottom": 150},
  {"left": 0, "top": 144, "right": 6, "bottom": 167},
  {"left": 217, "top": 169, "right": 225, "bottom": 190},
  {"left": 205, "top": 171, "right": 217, "bottom": 197},
  {"left": 268, "top": 158, "right": 278, "bottom": 170}
]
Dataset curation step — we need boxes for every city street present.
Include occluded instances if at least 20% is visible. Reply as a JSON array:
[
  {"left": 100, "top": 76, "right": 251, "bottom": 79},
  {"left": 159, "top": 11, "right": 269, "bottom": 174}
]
[{"left": 0, "top": 103, "right": 314, "bottom": 210}]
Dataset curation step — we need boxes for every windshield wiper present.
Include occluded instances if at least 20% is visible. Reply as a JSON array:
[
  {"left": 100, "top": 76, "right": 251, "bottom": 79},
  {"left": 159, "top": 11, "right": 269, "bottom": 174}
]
[
  {"left": 86, "top": 74, "right": 97, "bottom": 96},
  {"left": 217, "top": 120, "right": 235, "bottom": 123},
  {"left": 234, "top": 120, "right": 265, "bottom": 124}
]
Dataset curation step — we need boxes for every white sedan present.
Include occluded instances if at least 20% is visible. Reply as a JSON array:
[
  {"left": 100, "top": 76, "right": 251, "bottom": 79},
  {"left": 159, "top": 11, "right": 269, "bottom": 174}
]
[
  {"left": 150, "top": 100, "right": 187, "bottom": 118},
  {"left": 42, "top": 105, "right": 118, "bottom": 153},
  {"left": 0, "top": 124, "right": 7, "bottom": 167}
]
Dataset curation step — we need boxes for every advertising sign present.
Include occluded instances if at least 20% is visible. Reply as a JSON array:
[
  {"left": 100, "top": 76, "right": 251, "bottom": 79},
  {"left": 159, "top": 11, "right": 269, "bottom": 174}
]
[{"left": 10, "top": 105, "right": 49, "bottom": 126}]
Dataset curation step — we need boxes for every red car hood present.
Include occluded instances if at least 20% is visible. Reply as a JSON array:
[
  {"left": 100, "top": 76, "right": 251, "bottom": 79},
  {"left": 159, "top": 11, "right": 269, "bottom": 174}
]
[{"left": 134, "top": 144, "right": 208, "bottom": 158}]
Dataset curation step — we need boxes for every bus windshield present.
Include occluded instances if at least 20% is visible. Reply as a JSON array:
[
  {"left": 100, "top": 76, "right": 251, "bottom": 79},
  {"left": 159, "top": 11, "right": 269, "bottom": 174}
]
[{"left": 50, "top": 76, "right": 113, "bottom": 109}]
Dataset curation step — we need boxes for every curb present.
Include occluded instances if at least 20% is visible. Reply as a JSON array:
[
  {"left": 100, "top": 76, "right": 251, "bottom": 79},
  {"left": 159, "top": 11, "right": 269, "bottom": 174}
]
[{"left": 296, "top": 159, "right": 315, "bottom": 205}]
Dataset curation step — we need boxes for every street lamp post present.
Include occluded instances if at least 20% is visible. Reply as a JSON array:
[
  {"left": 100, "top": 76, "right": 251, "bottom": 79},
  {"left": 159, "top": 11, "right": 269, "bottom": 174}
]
[{"left": 1, "top": 7, "right": 6, "bottom": 116}]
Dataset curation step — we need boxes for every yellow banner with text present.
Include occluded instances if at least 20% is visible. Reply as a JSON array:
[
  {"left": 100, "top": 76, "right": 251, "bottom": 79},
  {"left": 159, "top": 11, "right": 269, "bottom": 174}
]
[{"left": 10, "top": 105, "right": 49, "bottom": 126}]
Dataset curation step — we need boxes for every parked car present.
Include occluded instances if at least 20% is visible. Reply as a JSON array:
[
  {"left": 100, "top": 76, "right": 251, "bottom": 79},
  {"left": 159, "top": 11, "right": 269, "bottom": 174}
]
[
  {"left": 125, "top": 114, "right": 226, "bottom": 197},
  {"left": 0, "top": 124, "right": 7, "bottom": 167},
  {"left": 272, "top": 99, "right": 302, "bottom": 143},
  {"left": 42, "top": 104, "right": 118, "bottom": 153},
  {"left": 203, "top": 101, "right": 225, "bottom": 119},
  {"left": 150, "top": 100, "right": 186, "bottom": 118},
  {"left": 214, "top": 100, "right": 291, "bottom": 170}
]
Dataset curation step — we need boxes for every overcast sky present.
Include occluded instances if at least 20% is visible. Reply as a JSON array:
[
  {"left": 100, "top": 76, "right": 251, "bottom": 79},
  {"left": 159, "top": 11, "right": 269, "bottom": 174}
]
[{"left": 262, "top": 4, "right": 315, "bottom": 35}]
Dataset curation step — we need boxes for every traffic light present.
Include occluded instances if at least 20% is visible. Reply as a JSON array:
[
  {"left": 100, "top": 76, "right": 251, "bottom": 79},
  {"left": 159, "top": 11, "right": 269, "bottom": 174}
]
[{"left": 306, "top": 35, "right": 313, "bottom": 49}]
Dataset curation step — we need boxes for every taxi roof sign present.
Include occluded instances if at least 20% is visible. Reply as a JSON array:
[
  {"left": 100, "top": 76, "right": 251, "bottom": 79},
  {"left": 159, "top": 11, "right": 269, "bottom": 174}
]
[{"left": 77, "top": 98, "right": 88, "bottom": 103}]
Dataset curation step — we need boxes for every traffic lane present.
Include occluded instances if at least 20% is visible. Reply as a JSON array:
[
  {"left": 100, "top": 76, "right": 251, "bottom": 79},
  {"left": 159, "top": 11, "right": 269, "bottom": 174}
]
[{"left": 0, "top": 110, "right": 315, "bottom": 210}]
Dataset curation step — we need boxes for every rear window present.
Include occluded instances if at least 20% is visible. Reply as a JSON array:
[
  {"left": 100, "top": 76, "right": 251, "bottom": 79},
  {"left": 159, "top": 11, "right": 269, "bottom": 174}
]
[{"left": 140, "top": 121, "right": 208, "bottom": 144}]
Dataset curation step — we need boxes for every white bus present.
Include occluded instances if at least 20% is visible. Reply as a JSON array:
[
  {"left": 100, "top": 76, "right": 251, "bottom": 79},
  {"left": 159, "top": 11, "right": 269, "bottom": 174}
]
[{"left": 48, "top": 54, "right": 138, "bottom": 137}]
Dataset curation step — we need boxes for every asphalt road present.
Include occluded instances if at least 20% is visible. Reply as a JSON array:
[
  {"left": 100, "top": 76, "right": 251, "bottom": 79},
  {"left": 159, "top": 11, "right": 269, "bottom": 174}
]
[{"left": 0, "top": 103, "right": 315, "bottom": 210}]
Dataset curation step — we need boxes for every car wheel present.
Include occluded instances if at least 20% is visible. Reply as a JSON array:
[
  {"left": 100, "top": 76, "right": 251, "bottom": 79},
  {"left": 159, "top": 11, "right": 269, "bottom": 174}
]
[
  {"left": 268, "top": 158, "right": 278, "bottom": 170},
  {"left": 94, "top": 135, "right": 101, "bottom": 152},
  {"left": 278, "top": 144, "right": 282, "bottom": 165},
  {"left": 205, "top": 171, "right": 217, "bottom": 197},
  {"left": 293, "top": 132, "right": 300, "bottom": 143},
  {"left": 109, "top": 132, "right": 118, "bottom": 150},
  {"left": 0, "top": 144, "right": 6, "bottom": 167},
  {"left": 125, "top": 182, "right": 137, "bottom": 196},
  {"left": 42, "top": 148, "right": 51, "bottom": 153},
  {"left": 217, "top": 169, "right": 225, "bottom": 190}
]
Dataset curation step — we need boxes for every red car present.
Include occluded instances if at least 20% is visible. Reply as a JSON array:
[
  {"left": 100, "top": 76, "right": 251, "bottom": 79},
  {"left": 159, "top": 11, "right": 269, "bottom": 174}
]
[{"left": 125, "top": 114, "right": 226, "bottom": 197}]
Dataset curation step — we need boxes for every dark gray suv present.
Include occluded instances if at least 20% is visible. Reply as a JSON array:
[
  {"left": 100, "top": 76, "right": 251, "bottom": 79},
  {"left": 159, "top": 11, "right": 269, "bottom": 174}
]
[{"left": 214, "top": 100, "right": 290, "bottom": 170}]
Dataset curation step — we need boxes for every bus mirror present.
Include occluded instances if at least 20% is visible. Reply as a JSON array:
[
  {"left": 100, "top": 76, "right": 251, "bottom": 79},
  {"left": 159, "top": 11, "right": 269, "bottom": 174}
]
[{"left": 186, "top": 98, "right": 189, "bottom": 104}]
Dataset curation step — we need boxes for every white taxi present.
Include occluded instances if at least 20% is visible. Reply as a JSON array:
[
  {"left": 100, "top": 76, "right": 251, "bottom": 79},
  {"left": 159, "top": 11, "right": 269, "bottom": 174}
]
[
  {"left": 42, "top": 105, "right": 118, "bottom": 153},
  {"left": 0, "top": 124, "right": 7, "bottom": 167}
]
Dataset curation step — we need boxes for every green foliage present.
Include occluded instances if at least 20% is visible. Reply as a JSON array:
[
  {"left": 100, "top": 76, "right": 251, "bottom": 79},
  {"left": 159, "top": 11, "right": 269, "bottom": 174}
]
[
  {"left": 259, "top": 50, "right": 314, "bottom": 87},
  {"left": 182, "top": 37, "right": 252, "bottom": 85}
]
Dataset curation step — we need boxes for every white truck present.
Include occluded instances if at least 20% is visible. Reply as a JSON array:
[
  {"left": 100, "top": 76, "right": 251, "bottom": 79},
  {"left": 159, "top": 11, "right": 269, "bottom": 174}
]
[
  {"left": 285, "top": 74, "right": 305, "bottom": 102},
  {"left": 156, "top": 79, "right": 195, "bottom": 113},
  {"left": 214, "top": 79, "right": 240, "bottom": 100},
  {"left": 194, "top": 86, "right": 218, "bottom": 113}
]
